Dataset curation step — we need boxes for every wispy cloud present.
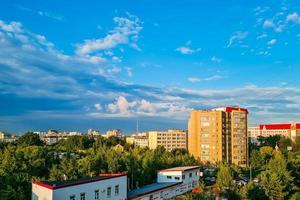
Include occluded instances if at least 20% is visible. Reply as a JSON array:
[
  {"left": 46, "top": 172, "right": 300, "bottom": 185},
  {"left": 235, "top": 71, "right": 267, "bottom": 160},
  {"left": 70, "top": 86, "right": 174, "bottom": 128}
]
[
  {"left": 176, "top": 41, "right": 201, "bottom": 54},
  {"left": 188, "top": 75, "right": 223, "bottom": 83},
  {"left": 211, "top": 56, "right": 222, "bottom": 63},
  {"left": 15, "top": 5, "right": 64, "bottom": 21},
  {"left": 76, "top": 13, "right": 143, "bottom": 55},
  {"left": 226, "top": 32, "right": 248, "bottom": 48}
]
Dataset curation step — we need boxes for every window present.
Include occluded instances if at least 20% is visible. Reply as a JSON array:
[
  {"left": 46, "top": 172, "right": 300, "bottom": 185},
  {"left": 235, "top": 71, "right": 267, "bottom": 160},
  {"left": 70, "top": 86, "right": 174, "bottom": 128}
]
[
  {"left": 182, "top": 175, "right": 185, "bottom": 180},
  {"left": 107, "top": 187, "right": 111, "bottom": 197},
  {"left": 115, "top": 185, "right": 119, "bottom": 195},
  {"left": 80, "top": 193, "right": 85, "bottom": 200},
  {"left": 175, "top": 176, "right": 180, "bottom": 180},
  {"left": 150, "top": 195, "right": 153, "bottom": 200},
  {"left": 95, "top": 190, "right": 99, "bottom": 200},
  {"left": 189, "top": 173, "right": 192, "bottom": 178},
  {"left": 69, "top": 195, "right": 75, "bottom": 200},
  {"left": 167, "top": 176, "right": 172, "bottom": 179}
]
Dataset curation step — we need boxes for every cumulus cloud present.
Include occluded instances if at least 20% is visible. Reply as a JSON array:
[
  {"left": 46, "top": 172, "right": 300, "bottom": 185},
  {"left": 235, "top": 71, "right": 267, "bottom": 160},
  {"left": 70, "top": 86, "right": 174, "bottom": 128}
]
[
  {"left": 267, "top": 39, "right": 277, "bottom": 45},
  {"left": 286, "top": 12, "right": 300, "bottom": 24},
  {"left": 94, "top": 103, "right": 102, "bottom": 111}
]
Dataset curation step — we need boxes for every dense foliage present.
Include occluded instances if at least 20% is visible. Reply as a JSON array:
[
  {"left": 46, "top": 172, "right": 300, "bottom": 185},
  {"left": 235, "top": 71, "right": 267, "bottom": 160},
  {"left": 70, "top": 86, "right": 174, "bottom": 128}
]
[{"left": 0, "top": 133, "right": 198, "bottom": 200}]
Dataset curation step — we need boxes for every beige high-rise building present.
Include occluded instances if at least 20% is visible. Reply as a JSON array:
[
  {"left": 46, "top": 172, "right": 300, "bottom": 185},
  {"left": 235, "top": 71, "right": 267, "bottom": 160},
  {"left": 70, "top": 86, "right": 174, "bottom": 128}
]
[
  {"left": 148, "top": 129, "right": 187, "bottom": 151},
  {"left": 188, "top": 107, "right": 248, "bottom": 167}
]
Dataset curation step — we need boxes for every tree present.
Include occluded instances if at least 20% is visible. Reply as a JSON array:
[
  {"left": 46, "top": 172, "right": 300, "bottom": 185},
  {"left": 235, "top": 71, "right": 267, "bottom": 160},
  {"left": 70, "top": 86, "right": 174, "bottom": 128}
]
[
  {"left": 278, "top": 136, "right": 292, "bottom": 152},
  {"left": 17, "top": 132, "right": 44, "bottom": 146},
  {"left": 241, "top": 181, "right": 266, "bottom": 200},
  {"left": 258, "top": 135, "right": 281, "bottom": 148},
  {"left": 261, "top": 153, "right": 294, "bottom": 200},
  {"left": 216, "top": 162, "right": 234, "bottom": 190},
  {"left": 250, "top": 149, "right": 264, "bottom": 169}
]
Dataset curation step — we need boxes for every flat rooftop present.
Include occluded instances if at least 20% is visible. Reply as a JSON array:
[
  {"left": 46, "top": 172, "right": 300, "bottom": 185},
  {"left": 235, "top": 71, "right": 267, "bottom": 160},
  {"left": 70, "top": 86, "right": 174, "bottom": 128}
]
[
  {"left": 158, "top": 166, "right": 200, "bottom": 172},
  {"left": 32, "top": 173, "right": 126, "bottom": 190},
  {"left": 128, "top": 182, "right": 181, "bottom": 199}
]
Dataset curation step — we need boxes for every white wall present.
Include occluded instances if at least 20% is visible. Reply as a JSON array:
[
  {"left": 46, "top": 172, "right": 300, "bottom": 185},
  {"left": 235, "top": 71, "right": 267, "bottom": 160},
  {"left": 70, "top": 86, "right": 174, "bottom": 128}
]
[
  {"left": 32, "top": 183, "right": 53, "bottom": 200},
  {"left": 32, "top": 176, "right": 127, "bottom": 200},
  {"left": 157, "top": 169, "right": 200, "bottom": 194}
]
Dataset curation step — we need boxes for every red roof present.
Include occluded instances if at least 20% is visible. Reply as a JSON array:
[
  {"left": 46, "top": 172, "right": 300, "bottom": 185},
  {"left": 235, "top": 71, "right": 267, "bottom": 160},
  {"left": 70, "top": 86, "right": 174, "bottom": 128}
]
[
  {"left": 226, "top": 107, "right": 249, "bottom": 114},
  {"left": 32, "top": 173, "right": 126, "bottom": 190},
  {"left": 259, "top": 124, "right": 292, "bottom": 130},
  {"left": 297, "top": 124, "right": 300, "bottom": 130}
]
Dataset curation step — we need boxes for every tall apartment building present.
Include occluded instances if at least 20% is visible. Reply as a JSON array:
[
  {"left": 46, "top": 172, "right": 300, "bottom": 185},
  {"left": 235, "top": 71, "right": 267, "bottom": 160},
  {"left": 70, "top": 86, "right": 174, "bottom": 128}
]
[
  {"left": 148, "top": 130, "right": 187, "bottom": 151},
  {"left": 188, "top": 107, "right": 248, "bottom": 167}
]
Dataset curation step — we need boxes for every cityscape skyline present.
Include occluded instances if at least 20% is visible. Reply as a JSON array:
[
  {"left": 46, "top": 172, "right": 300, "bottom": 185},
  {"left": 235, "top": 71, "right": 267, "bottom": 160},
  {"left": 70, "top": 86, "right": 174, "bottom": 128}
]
[{"left": 1, "top": 0, "right": 300, "bottom": 134}]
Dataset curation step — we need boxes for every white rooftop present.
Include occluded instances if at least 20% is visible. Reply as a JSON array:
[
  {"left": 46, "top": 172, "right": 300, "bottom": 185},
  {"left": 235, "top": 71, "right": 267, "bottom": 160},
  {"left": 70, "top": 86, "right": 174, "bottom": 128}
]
[{"left": 158, "top": 166, "right": 200, "bottom": 172}]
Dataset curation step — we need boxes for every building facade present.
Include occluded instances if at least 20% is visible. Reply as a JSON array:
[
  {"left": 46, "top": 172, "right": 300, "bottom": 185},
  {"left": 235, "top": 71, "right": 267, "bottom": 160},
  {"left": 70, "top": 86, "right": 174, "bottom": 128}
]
[
  {"left": 248, "top": 123, "right": 300, "bottom": 142},
  {"left": 128, "top": 166, "right": 201, "bottom": 200},
  {"left": 32, "top": 173, "right": 127, "bottom": 200},
  {"left": 32, "top": 166, "right": 201, "bottom": 200},
  {"left": 188, "top": 107, "right": 248, "bottom": 167},
  {"left": 148, "top": 130, "right": 187, "bottom": 151}
]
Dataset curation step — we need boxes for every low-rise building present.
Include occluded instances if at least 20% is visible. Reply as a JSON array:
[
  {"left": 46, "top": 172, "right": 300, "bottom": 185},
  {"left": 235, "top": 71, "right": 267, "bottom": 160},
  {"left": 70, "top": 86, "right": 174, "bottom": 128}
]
[
  {"left": 32, "top": 173, "right": 127, "bottom": 200},
  {"left": 126, "top": 136, "right": 135, "bottom": 144},
  {"left": 105, "top": 129, "right": 122, "bottom": 138},
  {"left": 148, "top": 130, "right": 187, "bottom": 151},
  {"left": 87, "top": 129, "right": 101, "bottom": 138},
  {"left": 128, "top": 166, "right": 201, "bottom": 200},
  {"left": 0, "top": 131, "right": 5, "bottom": 141},
  {"left": 32, "top": 166, "right": 201, "bottom": 200},
  {"left": 248, "top": 123, "right": 300, "bottom": 142}
]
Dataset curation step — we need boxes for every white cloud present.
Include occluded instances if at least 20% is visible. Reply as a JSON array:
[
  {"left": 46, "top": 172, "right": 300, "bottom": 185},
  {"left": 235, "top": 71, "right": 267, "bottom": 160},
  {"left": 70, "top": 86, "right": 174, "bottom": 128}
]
[
  {"left": 188, "top": 77, "right": 201, "bottom": 83},
  {"left": 267, "top": 39, "right": 277, "bottom": 45},
  {"left": 76, "top": 14, "right": 142, "bottom": 55},
  {"left": 263, "top": 19, "right": 274, "bottom": 28},
  {"left": 125, "top": 67, "right": 133, "bottom": 77},
  {"left": 227, "top": 32, "right": 248, "bottom": 48},
  {"left": 188, "top": 75, "right": 222, "bottom": 83},
  {"left": 286, "top": 12, "right": 300, "bottom": 24},
  {"left": 94, "top": 103, "right": 102, "bottom": 111},
  {"left": 211, "top": 56, "right": 222, "bottom": 63},
  {"left": 106, "top": 96, "right": 136, "bottom": 115},
  {"left": 176, "top": 41, "right": 201, "bottom": 54},
  {"left": 256, "top": 33, "right": 268, "bottom": 40}
]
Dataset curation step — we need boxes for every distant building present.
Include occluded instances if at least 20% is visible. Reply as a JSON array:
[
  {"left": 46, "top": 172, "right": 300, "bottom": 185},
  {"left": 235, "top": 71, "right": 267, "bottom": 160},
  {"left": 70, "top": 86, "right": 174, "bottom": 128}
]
[
  {"left": 248, "top": 126, "right": 261, "bottom": 144},
  {"left": 125, "top": 136, "right": 135, "bottom": 144},
  {"left": 0, "top": 131, "right": 18, "bottom": 143},
  {"left": 0, "top": 131, "right": 4, "bottom": 141},
  {"left": 248, "top": 123, "right": 300, "bottom": 142},
  {"left": 134, "top": 133, "right": 149, "bottom": 148},
  {"left": 105, "top": 129, "right": 122, "bottom": 138},
  {"left": 32, "top": 173, "right": 127, "bottom": 200},
  {"left": 128, "top": 166, "right": 201, "bottom": 200},
  {"left": 148, "top": 130, "right": 187, "bottom": 151},
  {"left": 87, "top": 129, "right": 101, "bottom": 138},
  {"left": 188, "top": 107, "right": 248, "bottom": 167},
  {"left": 48, "top": 130, "right": 59, "bottom": 135}
]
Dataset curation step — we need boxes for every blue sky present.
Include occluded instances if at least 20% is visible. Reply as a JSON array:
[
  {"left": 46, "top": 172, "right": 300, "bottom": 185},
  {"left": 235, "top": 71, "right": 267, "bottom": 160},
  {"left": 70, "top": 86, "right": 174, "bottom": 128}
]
[{"left": 1, "top": 0, "right": 300, "bottom": 134}]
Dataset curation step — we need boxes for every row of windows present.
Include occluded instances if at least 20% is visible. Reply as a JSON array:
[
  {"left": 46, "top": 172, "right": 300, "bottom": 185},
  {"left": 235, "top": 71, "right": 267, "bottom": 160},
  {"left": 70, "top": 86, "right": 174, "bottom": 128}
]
[{"left": 69, "top": 185, "right": 119, "bottom": 200}]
